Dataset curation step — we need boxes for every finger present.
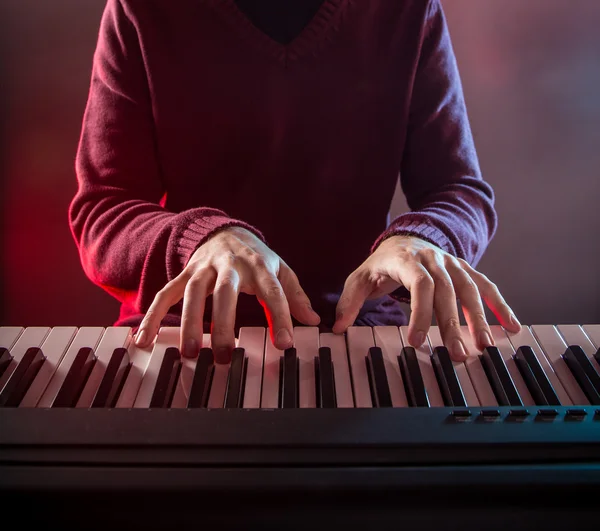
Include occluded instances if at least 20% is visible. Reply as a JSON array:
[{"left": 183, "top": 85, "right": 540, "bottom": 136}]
[
  {"left": 446, "top": 259, "right": 494, "bottom": 353},
  {"left": 332, "top": 270, "right": 372, "bottom": 334},
  {"left": 135, "top": 276, "right": 187, "bottom": 348},
  {"left": 180, "top": 267, "right": 217, "bottom": 359},
  {"left": 278, "top": 264, "right": 320, "bottom": 326},
  {"left": 253, "top": 268, "right": 294, "bottom": 350},
  {"left": 395, "top": 262, "right": 435, "bottom": 349},
  {"left": 459, "top": 259, "right": 521, "bottom": 333},
  {"left": 428, "top": 263, "right": 467, "bottom": 361},
  {"left": 210, "top": 268, "right": 241, "bottom": 364}
]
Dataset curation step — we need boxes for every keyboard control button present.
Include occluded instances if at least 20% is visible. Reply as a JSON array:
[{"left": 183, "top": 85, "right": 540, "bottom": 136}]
[
  {"left": 480, "top": 409, "right": 501, "bottom": 420},
  {"left": 565, "top": 408, "right": 586, "bottom": 420},
  {"left": 507, "top": 409, "right": 529, "bottom": 420},
  {"left": 450, "top": 409, "right": 472, "bottom": 421},
  {"left": 536, "top": 408, "right": 559, "bottom": 420}
]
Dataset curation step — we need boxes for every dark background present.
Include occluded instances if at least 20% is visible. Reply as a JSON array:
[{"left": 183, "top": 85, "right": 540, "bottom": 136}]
[{"left": 0, "top": 0, "right": 599, "bottom": 328}]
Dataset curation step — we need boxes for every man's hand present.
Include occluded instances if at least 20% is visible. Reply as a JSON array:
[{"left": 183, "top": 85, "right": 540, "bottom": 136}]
[
  {"left": 134, "top": 226, "right": 320, "bottom": 363},
  {"left": 333, "top": 235, "right": 521, "bottom": 361}
]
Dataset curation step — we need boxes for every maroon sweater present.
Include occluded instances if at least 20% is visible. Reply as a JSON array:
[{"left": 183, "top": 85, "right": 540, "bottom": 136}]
[{"left": 69, "top": 0, "right": 497, "bottom": 331}]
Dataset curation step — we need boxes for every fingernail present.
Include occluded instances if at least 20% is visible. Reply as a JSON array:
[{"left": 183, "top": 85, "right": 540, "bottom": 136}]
[
  {"left": 276, "top": 329, "right": 293, "bottom": 348},
  {"left": 414, "top": 331, "right": 426, "bottom": 347},
  {"left": 135, "top": 329, "right": 147, "bottom": 346},
  {"left": 451, "top": 338, "right": 468, "bottom": 360},
  {"left": 510, "top": 313, "right": 521, "bottom": 328},
  {"left": 183, "top": 337, "right": 198, "bottom": 359},
  {"left": 479, "top": 330, "right": 494, "bottom": 348}
]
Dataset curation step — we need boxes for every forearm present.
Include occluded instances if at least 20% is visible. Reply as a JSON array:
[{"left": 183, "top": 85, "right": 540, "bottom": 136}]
[{"left": 373, "top": 0, "right": 496, "bottom": 267}]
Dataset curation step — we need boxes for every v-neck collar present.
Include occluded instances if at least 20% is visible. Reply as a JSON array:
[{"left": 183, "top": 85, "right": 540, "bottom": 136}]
[{"left": 210, "top": 0, "right": 350, "bottom": 67}]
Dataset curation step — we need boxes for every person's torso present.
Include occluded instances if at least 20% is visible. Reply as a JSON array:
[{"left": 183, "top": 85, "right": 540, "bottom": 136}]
[{"left": 122, "top": 0, "right": 429, "bottom": 324}]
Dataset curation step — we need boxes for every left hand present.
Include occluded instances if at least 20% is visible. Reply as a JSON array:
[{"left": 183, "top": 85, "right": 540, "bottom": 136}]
[{"left": 332, "top": 234, "right": 521, "bottom": 361}]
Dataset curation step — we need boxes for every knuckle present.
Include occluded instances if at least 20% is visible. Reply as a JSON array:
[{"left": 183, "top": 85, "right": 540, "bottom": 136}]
[
  {"left": 186, "top": 275, "right": 206, "bottom": 291},
  {"left": 216, "top": 269, "right": 238, "bottom": 289},
  {"left": 416, "top": 247, "right": 438, "bottom": 262},
  {"left": 264, "top": 283, "right": 285, "bottom": 300},
  {"left": 444, "top": 255, "right": 462, "bottom": 271},
  {"left": 219, "top": 252, "right": 238, "bottom": 267},
  {"left": 414, "top": 273, "right": 435, "bottom": 290},
  {"left": 240, "top": 246, "right": 265, "bottom": 264},
  {"left": 434, "top": 276, "right": 454, "bottom": 292},
  {"left": 443, "top": 316, "right": 461, "bottom": 331}
]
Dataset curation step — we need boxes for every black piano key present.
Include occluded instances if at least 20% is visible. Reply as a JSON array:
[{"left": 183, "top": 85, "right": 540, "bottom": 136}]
[
  {"left": 187, "top": 348, "right": 214, "bottom": 408},
  {"left": 367, "top": 347, "right": 393, "bottom": 408},
  {"left": 398, "top": 347, "right": 429, "bottom": 407},
  {"left": 314, "top": 356, "right": 321, "bottom": 408},
  {"left": 91, "top": 347, "right": 130, "bottom": 408},
  {"left": 0, "top": 347, "right": 12, "bottom": 378},
  {"left": 0, "top": 348, "right": 13, "bottom": 379},
  {"left": 514, "top": 346, "right": 560, "bottom": 406},
  {"left": 318, "top": 347, "right": 337, "bottom": 408},
  {"left": 53, "top": 347, "right": 97, "bottom": 408},
  {"left": 281, "top": 347, "right": 298, "bottom": 408},
  {"left": 594, "top": 348, "right": 600, "bottom": 365},
  {"left": 0, "top": 347, "right": 45, "bottom": 407},
  {"left": 431, "top": 346, "right": 466, "bottom": 407},
  {"left": 480, "top": 346, "right": 523, "bottom": 406},
  {"left": 225, "top": 348, "right": 246, "bottom": 409},
  {"left": 562, "top": 346, "right": 600, "bottom": 405},
  {"left": 149, "top": 347, "right": 182, "bottom": 408}
]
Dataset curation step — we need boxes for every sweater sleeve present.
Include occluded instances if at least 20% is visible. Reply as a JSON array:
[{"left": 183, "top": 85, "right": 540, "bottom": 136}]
[
  {"left": 371, "top": 0, "right": 497, "bottom": 302},
  {"left": 68, "top": 0, "right": 264, "bottom": 314}
]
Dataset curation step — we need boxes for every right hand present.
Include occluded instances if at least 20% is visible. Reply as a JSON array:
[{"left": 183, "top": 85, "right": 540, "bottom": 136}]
[{"left": 134, "top": 226, "right": 320, "bottom": 363}]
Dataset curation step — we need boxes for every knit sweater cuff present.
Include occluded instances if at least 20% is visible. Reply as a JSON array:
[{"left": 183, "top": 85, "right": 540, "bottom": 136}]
[
  {"left": 371, "top": 218, "right": 455, "bottom": 303},
  {"left": 177, "top": 215, "right": 266, "bottom": 269}
]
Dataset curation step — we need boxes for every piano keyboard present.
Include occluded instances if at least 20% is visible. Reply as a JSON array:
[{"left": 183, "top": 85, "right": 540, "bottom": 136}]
[
  {"left": 2, "top": 324, "right": 600, "bottom": 529},
  {"left": 1, "top": 323, "right": 600, "bottom": 411}
]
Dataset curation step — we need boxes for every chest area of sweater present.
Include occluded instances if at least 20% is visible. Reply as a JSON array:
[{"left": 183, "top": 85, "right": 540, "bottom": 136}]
[{"left": 136, "top": 1, "right": 422, "bottom": 201}]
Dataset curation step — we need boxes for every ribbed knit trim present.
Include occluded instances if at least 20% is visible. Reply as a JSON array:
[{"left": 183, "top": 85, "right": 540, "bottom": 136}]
[
  {"left": 209, "top": 0, "right": 352, "bottom": 67},
  {"left": 176, "top": 214, "right": 266, "bottom": 269},
  {"left": 370, "top": 218, "right": 455, "bottom": 257}
]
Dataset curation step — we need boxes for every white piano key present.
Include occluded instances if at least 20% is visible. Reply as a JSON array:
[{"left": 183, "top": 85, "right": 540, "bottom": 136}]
[
  {"left": 76, "top": 327, "right": 133, "bottom": 407},
  {"left": 260, "top": 332, "right": 282, "bottom": 408},
  {"left": 0, "top": 327, "right": 50, "bottom": 392},
  {"left": 0, "top": 327, "right": 24, "bottom": 350},
  {"left": 399, "top": 326, "right": 444, "bottom": 407},
  {"left": 459, "top": 326, "right": 498, "bottom": 406},
  {"left": 239, "top": 327, "right": 266, "bottom": 409},
  {"left": 346, "top": 326, "right": 375, "bottom": 408},
  {"left": 293, "top": 326, "right": 319, "bottom": 408},
  {"left": 504, "top": 326, "right": 572, "bottom": 405},
  {"left": 134, "top": 327, "right": 180, "bottom": 408},
  {"left": 38, "top": 327, "right": 105, "bottom": 408},
  {"left": 20, "top": 327, "right": 78, "bottom": 407},
  {"left": 488, "top": 326, "right": 535, "bottom": 406},
  {"left": 319, "top": 332, "right": 354, "bottom": 407},
  {"left": 171, "top": 333, "right": 211, "bottom": 408},
  {"left": 556, "top": 324, "right": 600, "bottom": 374},
  {"left": 373, "top": 326, "right": 409, "bottom": 407},
  {"left": 115, "top": 335, "right": 157, "bottom": 408},
  {"left": 531, "top": 325, "right": 589, "bottom": 405},
  {"left": 582, "top": 324, "right": 600, "bottom": 349},
  {"left": 426, "top": 327, "right": 479, "bottom": 407}
]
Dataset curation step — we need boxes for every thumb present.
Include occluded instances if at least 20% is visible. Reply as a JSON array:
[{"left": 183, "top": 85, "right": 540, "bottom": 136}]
[{"left": 332, "top": 271, "right": 371, "bottom": 334}]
